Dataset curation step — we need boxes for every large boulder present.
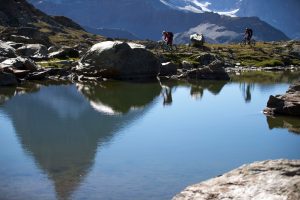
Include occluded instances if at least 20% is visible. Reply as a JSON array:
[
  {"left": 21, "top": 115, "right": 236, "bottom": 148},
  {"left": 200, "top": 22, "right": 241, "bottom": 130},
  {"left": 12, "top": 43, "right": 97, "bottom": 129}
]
[
  {"left": 16, "top": 44, "right": 48, "bottom": 60},
  {"left": 264, "top": 81, "right": 300, "bottom": 116},
  {"left": 187, "top": 60, "right": 230, "bottom": 80},
  {"left": 1, "top": 57, "right": 38, "bottom": 71},
  {"left": 159, "top": 62, "right": 177, "bottom": 76},
  {"left": 0, "top": 40, "right": 16, "bottom": 59},
  {"left": 190, "top": 34, "right": 205, "bottom": 47},
  {"left": 173, "top": 160, "right": 300, "bottom": 200},
  {"left": 0, "top": 71, "right": 18, "bottom": 86},
  {"left": 78, "top": 41, "right": 161, "bottom": 80},
  {"left": 49, "top": 46, "right": 80, "bottom": 59}
]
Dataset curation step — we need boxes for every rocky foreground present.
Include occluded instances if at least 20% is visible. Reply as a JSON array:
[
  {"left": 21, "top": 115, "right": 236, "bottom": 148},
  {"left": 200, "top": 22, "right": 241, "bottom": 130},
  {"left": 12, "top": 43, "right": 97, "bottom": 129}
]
[
  {"left": 173, "top": 159, "right": 300, "bottom": 200},
  {"left": 264, "top": 81, "right": 300, "bottom": 116}
]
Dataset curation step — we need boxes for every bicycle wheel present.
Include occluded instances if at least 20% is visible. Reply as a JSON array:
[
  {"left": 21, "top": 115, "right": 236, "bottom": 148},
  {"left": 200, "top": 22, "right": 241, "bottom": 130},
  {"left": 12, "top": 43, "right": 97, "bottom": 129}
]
[{"left": 171, "top": 45, "right": 177, "bottom": 51}]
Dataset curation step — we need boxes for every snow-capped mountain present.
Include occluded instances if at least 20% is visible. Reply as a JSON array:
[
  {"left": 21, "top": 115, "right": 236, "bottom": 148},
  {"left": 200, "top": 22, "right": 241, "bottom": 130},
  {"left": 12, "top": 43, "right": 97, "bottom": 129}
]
[
  {"left": 160, "top": 0, "right": 300, "bottom": 39},
  {"left": 27, "top": 0, "right": 289, "bottom": 43},
  {"left": 160, "top": 0, "right": 241, "bottom": 17}
]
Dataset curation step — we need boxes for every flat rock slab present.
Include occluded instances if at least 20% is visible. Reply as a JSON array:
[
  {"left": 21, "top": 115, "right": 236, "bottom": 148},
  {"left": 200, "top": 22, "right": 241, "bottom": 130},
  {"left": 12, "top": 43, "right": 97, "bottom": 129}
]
[{"left": 173, "top": 160, "right": 300, "bottom": 200}]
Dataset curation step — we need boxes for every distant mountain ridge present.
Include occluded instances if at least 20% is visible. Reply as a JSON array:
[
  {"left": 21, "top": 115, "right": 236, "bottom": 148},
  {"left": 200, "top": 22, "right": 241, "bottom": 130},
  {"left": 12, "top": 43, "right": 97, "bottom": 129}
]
[
  {"left": 157, "top": 0, "right": 300, "bottom": 39},
  {"left": 27, "top": 0, "right": 289, "bottom": 43}
]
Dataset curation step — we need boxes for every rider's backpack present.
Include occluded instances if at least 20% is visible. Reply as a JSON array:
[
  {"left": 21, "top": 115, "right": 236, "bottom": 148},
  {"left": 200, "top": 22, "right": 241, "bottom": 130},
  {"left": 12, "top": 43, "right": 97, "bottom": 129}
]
[{"left": 168, "top": 32, "right": 174, "bottom": 39}]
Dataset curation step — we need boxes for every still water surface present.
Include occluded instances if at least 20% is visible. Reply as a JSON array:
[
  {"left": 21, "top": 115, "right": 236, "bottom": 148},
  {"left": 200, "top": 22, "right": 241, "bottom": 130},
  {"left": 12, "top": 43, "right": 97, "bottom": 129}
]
[{"left": 0, "top": 72, "right": 300, "bottom": 200}]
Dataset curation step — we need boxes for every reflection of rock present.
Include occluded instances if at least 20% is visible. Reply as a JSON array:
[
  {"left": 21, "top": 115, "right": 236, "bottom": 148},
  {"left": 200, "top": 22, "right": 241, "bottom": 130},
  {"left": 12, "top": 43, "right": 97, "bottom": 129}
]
[
  {"left": 77, "top": 81, "right": 161, "bottom": 115},
  {"left": 190, "top": 86, "right": 203, "bottom": 100},
  {"left": 264, "top": 81, "right": 300, "bottom": 116},
  {"left": 0, "top": 71, "right": 18, "bottom": 86},
  {"left": 266, "top": 116, "right": 300, "bottom": 134},
  {"left": 173, "top": 160, "right": 300, "bottom": 200},
  {"left": 0, "top": 83, "right": 160, "bottom": 199},
  {"left": 188, "top": 80, "right": 227, "bottom": 96}
]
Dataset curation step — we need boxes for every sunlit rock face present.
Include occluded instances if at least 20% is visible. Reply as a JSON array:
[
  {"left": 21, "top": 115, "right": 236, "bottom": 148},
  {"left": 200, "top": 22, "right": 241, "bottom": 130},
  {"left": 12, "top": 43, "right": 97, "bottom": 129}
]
[
  {"left": 173, "top": 159, "right": 300, "bottom": 200},
  {"left": 78, "top": 41, "right": 161, "bottom": 80},
  {"left": 0, "top": 82, "right": 161, "bottom": 199}
]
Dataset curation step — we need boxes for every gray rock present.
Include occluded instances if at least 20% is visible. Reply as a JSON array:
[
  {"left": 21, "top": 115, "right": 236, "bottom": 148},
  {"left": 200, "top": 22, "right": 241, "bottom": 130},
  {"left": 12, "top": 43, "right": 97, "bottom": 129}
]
[
  {"left": 26, "top": 70, "right": 49, "bottom": 80},
  {"left": 0, "top": 71, "right": 18, "bottom": 86},
  {"left": 1, "top": 57, "right": 38, "bottom": 71},
  {"left": 187, "top": 60, "right": 230, "bottom": 80},
  {"left": 5, "top": 41, "right": 24, "bottom": 49},
  {"left": 173, "top": 159, "right": 300, "bottom": 200},
  {"left": 0, "top": 40, "right": 16, "bottom": 58},
  {"left": 48, "top": 46, "right": 60, "bottom": 53},
  {"left": 196, "top": 53, "right": 219, "bottom": 66},
  {"left": 160, "top": 62, "right": 178, "bottom": 76},
  {"left": 16, "top": 44, "right": 48, "bottom": 60},
  {"left": 291, "top": 44, "right": 300, "bottom": 59},
  {"left": 182, "top": 60, "right": 194, "bottom": 70},
  {"left": 78, "top": 41, "right": 160, "bottom": 80},
  {"left": 49, "top": 46, "right": 80, "bottom": 59},
  {"left": 264, "top": 81, "right": 300, "bottom": 116},
  {"left": 190, "top": 34, "right": 205, "bottom": 47}
]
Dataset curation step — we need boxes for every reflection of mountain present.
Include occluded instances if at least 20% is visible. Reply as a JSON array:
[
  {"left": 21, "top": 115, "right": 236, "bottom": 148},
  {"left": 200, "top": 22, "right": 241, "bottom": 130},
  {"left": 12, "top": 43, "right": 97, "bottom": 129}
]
[
  {"left": 0, "top": 82, "right": 161, "bottom": 199},
  {"left": 266, "top": 116, "right": 300, "bottom": 135}
]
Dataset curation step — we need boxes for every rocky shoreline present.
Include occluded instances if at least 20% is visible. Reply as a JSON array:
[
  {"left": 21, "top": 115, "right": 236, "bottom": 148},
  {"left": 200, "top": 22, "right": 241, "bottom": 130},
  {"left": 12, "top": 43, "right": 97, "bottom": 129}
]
[
  {"left": 1, "top": 39, "right": 300, "bottom": 87},
  {"left": 173, "top": 159, "right": 300, "bottom": 200},
  {"left": 264, "top": 81, "right": 300, "bottom": 116}
]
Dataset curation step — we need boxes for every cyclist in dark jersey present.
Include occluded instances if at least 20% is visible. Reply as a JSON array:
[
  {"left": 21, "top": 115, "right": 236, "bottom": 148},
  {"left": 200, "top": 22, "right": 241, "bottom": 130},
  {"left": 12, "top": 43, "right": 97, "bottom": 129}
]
[{"left": 245, "top": 28, "right": 253, "bottom": 44}]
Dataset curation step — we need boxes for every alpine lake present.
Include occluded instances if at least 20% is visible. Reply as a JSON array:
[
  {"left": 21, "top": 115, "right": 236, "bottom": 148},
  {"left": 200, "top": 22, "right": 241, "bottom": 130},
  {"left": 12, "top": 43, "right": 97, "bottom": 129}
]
[{"left": 0, "top": 70, "right": 300, "bottom": 200}]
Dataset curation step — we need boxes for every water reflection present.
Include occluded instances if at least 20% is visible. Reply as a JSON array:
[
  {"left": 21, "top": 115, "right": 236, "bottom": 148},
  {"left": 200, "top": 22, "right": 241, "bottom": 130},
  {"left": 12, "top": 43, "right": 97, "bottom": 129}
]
[
  {"left": 0, "top": 81, "right": 161, "bottom": 199},
  {"left": 77, "top": 81, "right": 161, "bottom": 115},
  {"left": 239, "top": 83, "right": 255, "bottom": 103},
  {"left": 266, "top": 116, "right": 300, "bottom": 134},
  {"left": 0, "top": 71, "right": 299, "bottom": 200},
  {"left": 160, "top": 80, "right": 228, "bottom": 104}
]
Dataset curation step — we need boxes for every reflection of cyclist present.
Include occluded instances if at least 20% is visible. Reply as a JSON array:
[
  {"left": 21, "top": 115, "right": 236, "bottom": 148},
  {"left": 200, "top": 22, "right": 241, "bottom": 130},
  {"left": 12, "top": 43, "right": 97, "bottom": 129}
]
[
  {"left": 162, "top": 86, "right": 172, "bottom": 106},
  {"left": 162, "top": 31, "right": 174, "bottom": 46},
  {"left": 244, "top": 28, "right": 253, "bottom": 44}
]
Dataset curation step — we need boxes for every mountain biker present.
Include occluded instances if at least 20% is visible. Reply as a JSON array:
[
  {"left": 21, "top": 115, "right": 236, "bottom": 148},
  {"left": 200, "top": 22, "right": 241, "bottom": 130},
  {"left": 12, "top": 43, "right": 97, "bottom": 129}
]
[
  {"left": 244, "top": 28, "right": 253, "bottom": 44},
  {"left": 162, "top": 31, "right": 174, "bottom": 46}
]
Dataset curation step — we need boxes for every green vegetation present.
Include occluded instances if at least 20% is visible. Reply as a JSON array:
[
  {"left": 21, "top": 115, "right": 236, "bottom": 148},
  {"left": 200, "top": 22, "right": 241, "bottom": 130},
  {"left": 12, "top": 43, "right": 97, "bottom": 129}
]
[
  {"left": 152, "top": 41, "right": 300, "bottom": 67},
  {"left": 37, "top": 58, "right": 79, "bottom": 68},
  {"left": 31, "top": 21, "right": 105, "bottom": 47},
  {"left": 230, "top": 71, "right": 300, "bottom": 83}
]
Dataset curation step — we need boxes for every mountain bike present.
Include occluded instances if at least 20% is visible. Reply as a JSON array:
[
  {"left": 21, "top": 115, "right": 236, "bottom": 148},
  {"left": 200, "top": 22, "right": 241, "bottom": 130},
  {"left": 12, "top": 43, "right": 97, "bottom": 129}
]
[
  {"left": 156, "top": 41, "right": 177, "bottom": 52},
  {"left": 240, "top": 38, "right": 256, "bottom": 47}
]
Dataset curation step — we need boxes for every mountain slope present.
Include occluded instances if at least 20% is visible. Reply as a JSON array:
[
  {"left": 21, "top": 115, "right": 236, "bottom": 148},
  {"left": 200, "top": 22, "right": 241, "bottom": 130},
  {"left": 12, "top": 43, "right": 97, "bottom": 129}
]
[
  {"left": 237, "top": 0, "right": 300, "bottom": 39},
  {"left": 160, "top": 0, "right": 300, "bottom": 39},
  {"left": 27, "top": 0, "right": 289, "bottom": 43},
  {"left": 0, "top": 0, "right": 103, "bottom": 46}
]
